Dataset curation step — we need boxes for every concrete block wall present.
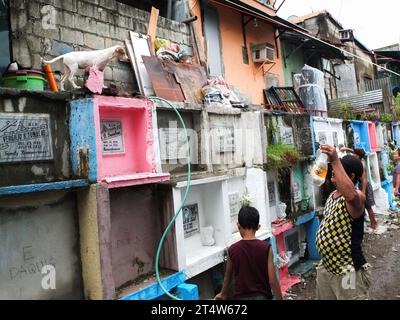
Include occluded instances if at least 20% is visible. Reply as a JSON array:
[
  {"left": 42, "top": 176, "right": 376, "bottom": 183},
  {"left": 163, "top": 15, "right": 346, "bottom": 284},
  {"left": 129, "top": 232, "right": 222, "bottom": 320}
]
[{"left": 9, "top": 0, "right": 192, "bottom": 91}]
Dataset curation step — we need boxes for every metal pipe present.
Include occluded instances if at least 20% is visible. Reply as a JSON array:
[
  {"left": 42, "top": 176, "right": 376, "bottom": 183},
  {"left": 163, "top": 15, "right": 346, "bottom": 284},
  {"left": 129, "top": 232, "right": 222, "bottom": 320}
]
[
  {"left": 181, "top": 15, "right": 198, "bottom": 24},
  {"left": 167, "top": 0, "right": 173, "bottom": 20},
  {"left": 275, "top": 0, "right": 286, "bottom": 14}
]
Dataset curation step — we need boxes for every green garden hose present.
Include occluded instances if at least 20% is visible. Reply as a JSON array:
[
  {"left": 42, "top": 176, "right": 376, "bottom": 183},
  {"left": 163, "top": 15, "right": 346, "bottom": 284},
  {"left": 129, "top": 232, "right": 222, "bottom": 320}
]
[{"left": 150, "top": 97, "right": 191, "bottom": 300}]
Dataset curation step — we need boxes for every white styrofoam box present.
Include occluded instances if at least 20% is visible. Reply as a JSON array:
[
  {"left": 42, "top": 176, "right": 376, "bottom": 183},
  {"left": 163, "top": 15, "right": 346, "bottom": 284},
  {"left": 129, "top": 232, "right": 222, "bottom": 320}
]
[
  {"left": 367, "top": 152, "right": 381, "bottom": 191},
  {"left": 373, "top": 187, "right": 389, "bottom": 214},
  {"left": 313, "top": 117, "right": 345, "bottom": 148}
]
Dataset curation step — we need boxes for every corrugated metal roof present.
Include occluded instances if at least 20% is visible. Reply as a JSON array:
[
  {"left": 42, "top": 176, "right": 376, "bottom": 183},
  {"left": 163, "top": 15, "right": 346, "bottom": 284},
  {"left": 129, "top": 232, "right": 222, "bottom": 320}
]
[{"left": 328, "top": 90, "right": 383, "bottom": 112}]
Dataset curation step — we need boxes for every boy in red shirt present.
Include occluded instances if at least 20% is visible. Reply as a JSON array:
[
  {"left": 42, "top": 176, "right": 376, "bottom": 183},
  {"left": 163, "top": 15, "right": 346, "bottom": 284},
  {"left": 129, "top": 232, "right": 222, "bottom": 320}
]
[{"left": 215, "top": 207, "right": 282, "bottom": 300}]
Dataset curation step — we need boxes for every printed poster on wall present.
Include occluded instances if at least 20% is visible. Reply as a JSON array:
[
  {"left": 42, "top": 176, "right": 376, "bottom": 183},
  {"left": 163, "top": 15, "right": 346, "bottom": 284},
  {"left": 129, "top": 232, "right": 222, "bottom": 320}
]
[
  {"left": 183, "top": 204, "right": 200, "bottom": 238},
  {"left": 0, "top": 113, "right": 53, "bottom": 163},
  {"left": 100, "top": 120, "right": 125, "bottom": 155}
]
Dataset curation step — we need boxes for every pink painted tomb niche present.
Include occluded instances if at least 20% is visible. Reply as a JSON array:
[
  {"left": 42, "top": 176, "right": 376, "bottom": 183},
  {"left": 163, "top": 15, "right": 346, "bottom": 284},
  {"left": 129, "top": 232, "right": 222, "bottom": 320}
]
[{"left": 92, "top": 96, "right": 169, "bottom": 188}]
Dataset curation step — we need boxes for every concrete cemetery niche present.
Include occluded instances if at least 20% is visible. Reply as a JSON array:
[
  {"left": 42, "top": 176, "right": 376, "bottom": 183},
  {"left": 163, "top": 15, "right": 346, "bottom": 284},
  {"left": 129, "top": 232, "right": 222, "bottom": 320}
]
[
  {"left": 264, "top": 112, "right": 315, "bottom": 159},
  {"left": 208, "top": 112, "right": 242, "bottom": 172},
  {"left": 156, "top": 108, "right": 204, "bottom": 175},
  {"left": 70, "top": 96, "right": 169, "bottom": 189},
  {"left": 0, "top": 89, "right": 87, "bottom": 193},
  {"left": 173, "top": 177, "right": 229, "bottom": 279},
  {"left": 109, "top": 184, "right": 178, "bottom": 298},
  {"left": 268, "top": 162, "right": 314, "bottom": 225},
  {"left": 277, "top": 168, "right": 293, "bottom": 218},
  {"left": 312, "top": 117, "right": 345, "bottom": 148},
  {"left": 343, "top": 121, "right": 370, "bottom": 153},
  {"left": 283, "top": 226, "right": 301, "bottom": 267},
  {"left": 171, "top": 169, "right": 271, "bottom": 279},
  {"left": 0, "top": 190, "right": 83, "bottom": 299}
]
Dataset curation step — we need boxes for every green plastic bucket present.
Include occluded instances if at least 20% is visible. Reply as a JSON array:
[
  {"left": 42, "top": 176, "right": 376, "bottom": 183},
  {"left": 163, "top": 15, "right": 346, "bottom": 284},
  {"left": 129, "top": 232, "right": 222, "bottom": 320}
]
[{"left": 2, "top": 70, "right": 46, "bottom": 91}]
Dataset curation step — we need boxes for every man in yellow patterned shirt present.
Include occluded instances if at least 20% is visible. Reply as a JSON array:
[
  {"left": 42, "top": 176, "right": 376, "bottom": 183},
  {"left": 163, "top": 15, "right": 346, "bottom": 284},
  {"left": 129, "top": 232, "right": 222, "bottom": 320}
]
[{"left": 316, "top": 144, "right": 372, "bottom": 300}]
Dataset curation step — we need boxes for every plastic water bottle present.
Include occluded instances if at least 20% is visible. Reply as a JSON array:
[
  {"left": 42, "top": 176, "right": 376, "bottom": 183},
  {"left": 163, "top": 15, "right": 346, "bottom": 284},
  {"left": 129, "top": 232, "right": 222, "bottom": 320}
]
[{"left": 312, "top": 150, "right": 328, "bottom": 186}]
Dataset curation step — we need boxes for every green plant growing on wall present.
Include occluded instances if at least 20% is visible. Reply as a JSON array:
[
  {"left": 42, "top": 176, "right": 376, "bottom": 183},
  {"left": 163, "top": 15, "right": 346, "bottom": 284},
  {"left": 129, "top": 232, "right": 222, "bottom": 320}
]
[
  {"left": 361, "top": 112, "right": 378, "bottom": 121},
  {"left": 380, "top": 113, "right": 393, "bottom": 123},
  {"left": 329, "top": 102, "right": 356, "bottom": 120},
  {"left": 339, "top": 102, "right": 356, "bottom": 120},
  {"left": 266, "top": 143, "right": 302, "bottom": 170}
]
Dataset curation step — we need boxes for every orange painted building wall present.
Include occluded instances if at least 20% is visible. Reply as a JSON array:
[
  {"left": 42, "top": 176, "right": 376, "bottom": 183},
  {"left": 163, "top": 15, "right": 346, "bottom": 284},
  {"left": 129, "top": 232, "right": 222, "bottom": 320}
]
[
  {"left": 189, "top": 0, "right": 284, "bottom": 105},
  {"left": 216, "top": 6, "right": 284, "bottom": 104}
]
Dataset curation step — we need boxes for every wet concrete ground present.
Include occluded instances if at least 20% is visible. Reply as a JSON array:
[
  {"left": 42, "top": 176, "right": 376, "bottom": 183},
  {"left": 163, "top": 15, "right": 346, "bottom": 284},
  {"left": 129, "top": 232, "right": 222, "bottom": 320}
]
[{"left": 286, "top": 215, "right": 400, "bottom": 300}]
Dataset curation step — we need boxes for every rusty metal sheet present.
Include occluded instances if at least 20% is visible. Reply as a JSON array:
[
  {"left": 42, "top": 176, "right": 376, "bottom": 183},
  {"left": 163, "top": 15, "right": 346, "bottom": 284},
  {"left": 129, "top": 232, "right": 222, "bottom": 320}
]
[
  {"left": 142, "top": 56, "right": 185, "bottom": 102},
  {"left": 163, "top": 61, "right": 208, "bottom": 104},
  {"left": 143, "top": 56, "right": 208, "bottom": 104}
]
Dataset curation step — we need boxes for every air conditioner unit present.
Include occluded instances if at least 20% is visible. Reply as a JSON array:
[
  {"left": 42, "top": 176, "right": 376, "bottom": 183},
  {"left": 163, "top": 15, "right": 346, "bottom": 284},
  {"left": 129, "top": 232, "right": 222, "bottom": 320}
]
[
  {"left": 339, "top": 29, "right": 354, "bottom": 42},
  {"left": 251, "top": 43, "right": 275, "bottom": 63}
]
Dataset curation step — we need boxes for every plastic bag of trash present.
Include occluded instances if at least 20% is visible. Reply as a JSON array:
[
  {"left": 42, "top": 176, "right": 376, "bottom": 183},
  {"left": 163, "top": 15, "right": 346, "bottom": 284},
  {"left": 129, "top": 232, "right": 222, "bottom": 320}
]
[
  {"left": 373, "top": 187, "right": 389, "bottom": 213},
  {"left": 204, "top": 76, "right": 248, "bottom": 108},
  {"left": 202, "top": 85, "right": 231, "bottom": 108},
  {"left": 156, "top": 47, "right": 179, "bottom": 61},
  {"left": 298, "top": 65, "right": 327, "bottom": 112}
]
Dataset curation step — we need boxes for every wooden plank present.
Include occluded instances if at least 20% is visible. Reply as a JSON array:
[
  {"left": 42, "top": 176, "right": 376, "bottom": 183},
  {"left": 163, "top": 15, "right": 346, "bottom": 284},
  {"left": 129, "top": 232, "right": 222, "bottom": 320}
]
[
  {"left": 163, "top": 61, "right": 208, "bottom": 104},
  {"left": 142, "top": 56, "right": 185, "bottom": 102},
  {"left": 189, "top": 8, "right": 207, "bottom": 69},
  {"left": 147, "top": 6, "right": 159, "bottom": 55}
]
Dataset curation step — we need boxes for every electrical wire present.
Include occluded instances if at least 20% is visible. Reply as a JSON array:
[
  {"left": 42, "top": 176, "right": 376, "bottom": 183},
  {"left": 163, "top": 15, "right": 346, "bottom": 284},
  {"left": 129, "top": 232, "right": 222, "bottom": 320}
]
[
  {"left": 209, "top": 0, "right": 400, "bottom": 77},
  {"left": 150, "top": 96, "right": 191, "bottom": 301}
]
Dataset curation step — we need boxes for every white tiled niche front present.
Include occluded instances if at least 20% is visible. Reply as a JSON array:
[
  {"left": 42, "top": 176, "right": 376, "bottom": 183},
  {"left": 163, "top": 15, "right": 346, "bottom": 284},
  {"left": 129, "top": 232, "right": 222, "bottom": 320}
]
[
  {"left": 313, "top": 117, "right": 345, "bottom": 148},
  {"left": 172, "top": 168, "right": 271, "bottom": 278}
]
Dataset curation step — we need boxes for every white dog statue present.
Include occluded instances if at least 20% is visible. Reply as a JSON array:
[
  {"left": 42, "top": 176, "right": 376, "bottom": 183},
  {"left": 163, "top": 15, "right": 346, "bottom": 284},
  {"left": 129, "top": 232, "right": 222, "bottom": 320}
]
[{"left": 41, "top": 45, "right": 128, "bottom": 91}]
